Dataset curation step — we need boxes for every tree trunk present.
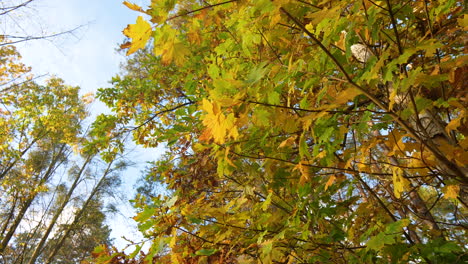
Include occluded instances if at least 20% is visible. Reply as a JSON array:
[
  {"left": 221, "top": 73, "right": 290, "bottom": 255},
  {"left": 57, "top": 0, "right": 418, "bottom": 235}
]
[
  {"left": 26, "top": 155, "right": 93, "bottom": 264},
  {"left": 44, "top": 160, "right": 114, "bottom": 264}
]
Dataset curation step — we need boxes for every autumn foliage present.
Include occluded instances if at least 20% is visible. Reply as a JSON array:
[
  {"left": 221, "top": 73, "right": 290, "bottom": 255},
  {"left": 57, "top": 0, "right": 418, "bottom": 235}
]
[{"left": 94, "top": 0, "right": 467, "bottom": 263}]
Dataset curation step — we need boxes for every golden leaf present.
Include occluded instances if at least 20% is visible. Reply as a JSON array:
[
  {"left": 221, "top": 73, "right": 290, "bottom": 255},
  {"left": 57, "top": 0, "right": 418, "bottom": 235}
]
[
  {"left": 294, "top": 162, "right": 310, "bottom": 185},
  {"left": 388, "top": 86, "right": 398, "bottom": 110},
  {"left": 154, "top": 39, "right": 189, "bottom": 66},
  {"left": 443, "top": 185, "right": 460, "bottom": 199},
  {"left": 122, "top": 16, "right": 152, "bottom": 55},
  {"left": 334, "top": 87, "right": 362, "bottom": 105},
  {"left": 335, "top": 31, "right": 346, "bottom": 50},
  {"left": 123, "top": 1, "right": 144, "bottom": 12},
  {"left": 445, "top": 116, "right": 463, "bottom": 134},
  {"left": 278, "top": 136, "right": 297, "bottom": 149},
  {"left": 225, "top": 146, "right": 237, "bottom": 168},
  {"left": 458, "top": 14, "right": 468, "bottom": 30},
  {"left": 392, "top": 167, "right": 409, "bottom": 199},
  {"left": 200, "top": 99, "right": 238, "bottom": 144},
  {"left": 325, "top": 175, "right": 336, "bottom": 191}
]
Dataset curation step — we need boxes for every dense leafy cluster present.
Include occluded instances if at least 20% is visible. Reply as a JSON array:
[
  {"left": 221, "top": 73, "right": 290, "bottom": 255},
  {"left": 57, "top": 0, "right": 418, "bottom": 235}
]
[{"left": 95, "top": 0, "right": 467, "bottom": 263}]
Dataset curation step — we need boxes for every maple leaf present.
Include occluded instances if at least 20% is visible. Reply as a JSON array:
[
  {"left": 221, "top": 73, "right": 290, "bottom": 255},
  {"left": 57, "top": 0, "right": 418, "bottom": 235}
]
[
  {"left": 122, "top": 16, "right": 152, "bottom": 55},
  {"left": 154, "top": 38, "right": 189, "bottom": 66},
  {"left": 200, "top": 99, "right": 238, "bottom": 144},
  {"left": 97, "top": 0, "right": 468, "bottom": 262}
]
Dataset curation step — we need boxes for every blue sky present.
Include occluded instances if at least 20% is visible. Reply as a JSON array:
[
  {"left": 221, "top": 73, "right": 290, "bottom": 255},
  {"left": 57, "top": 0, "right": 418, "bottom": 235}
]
[
  {"left": 3, "top": 0, "right": 160, "bottom": 251},
  {"left": 7, "top": 0, "right": 139, "bottom": 95}
]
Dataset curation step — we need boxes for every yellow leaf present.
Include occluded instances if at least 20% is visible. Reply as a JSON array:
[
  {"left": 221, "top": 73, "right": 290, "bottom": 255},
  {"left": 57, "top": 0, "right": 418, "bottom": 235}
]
[
  {"left": 122, "top": 16, "right": 152, "bottom": 55},
  {"left": 169, "top": 228, "right": 177, "bottom": 249},
  {"left": 458, "top": 14, "right": 468, "bottom": 30},
  {"left": 335, "top": 31, "right": 346, "bottom": 50},
  {"left": 325, "top": 175, "right": 336, "bottom": 191},
  {"left": 159, "top": 40, "right": 189, "bottom": 66},
  {"left": 123, "top": 1, "right": 144, "bottom": 12},
  {"left": 294, "top": 162, "right": 310, "bottom": 185},
  {"left": 200, "top": 99, "right": 238, "bottom": 144},
  {"left": 334, "top": 87, "right": 362, "bottom": 105},
  {"left": 278, "top": 136, "right": 297, "bottom": 149},
  {"left": 305, "top": 23, "right": 314, "bottom": 35},
  {"left": 392, "top": 167, "right": 409, "bottom": 199},
  {"left": 357, "top": 162, "right": 368, "bottom": 172},
  {"left": 388, "top": 86, "right": 398, "bottom": 110},
  {"left": 72, "top": 144, "right": 81, "bottom": 154},
  {"left": 225, "top": 146, "right": 237, "bottom": 168},
  {"left": 445, "top": 116, "right": 462, "bottom": 134},
  {"left": 202, "top": 98, "right": 216, "bottom": 115},
  {"left": 187, "top": 29, "right": 202, "bottom": 45},
  {"left": 171, "top": 253, "right": 180, "bottom": 264},
  {"left": 316, "top": 151, "right": 327, "bottom": 159},
  {"left": 443, "top": 185, "right": 460, "bottom": 199}
]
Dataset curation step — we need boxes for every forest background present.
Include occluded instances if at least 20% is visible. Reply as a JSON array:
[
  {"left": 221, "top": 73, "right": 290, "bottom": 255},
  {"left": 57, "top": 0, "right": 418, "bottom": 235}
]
[{"left": 1, "top": 0, "right": 467, "bottom": 264}]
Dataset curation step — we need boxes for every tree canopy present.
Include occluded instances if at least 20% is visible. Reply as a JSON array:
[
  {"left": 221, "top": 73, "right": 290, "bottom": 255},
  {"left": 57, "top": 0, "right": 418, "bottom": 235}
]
[{"left": 91, "top": 0, "right": 468, "bottom": 263}]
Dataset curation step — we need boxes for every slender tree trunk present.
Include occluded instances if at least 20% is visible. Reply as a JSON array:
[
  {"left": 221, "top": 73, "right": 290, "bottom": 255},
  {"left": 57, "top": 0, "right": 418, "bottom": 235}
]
[
  {"left": 0, "top": 143, "right": 67, "bottom": 253},
  {"left": 0, "top": 193, "right": 18, "bottom": 237},
  {"left": 0, "top": 132, "right": 46, "bottom": 181},
  {"left": 0, "top": 197, "right": 33, "bottom": 253},
  {"left": 373, "top": 132, "right": 442, "bottom": 232},
  {"left": 44, "top": 160, "right": 114, "bottom": 264},
  {"left": 13, "top": 187, "right": 59, "bottom": 264},
  {"left": 26, "top": 155, "right": 93, "bottom": 264}
]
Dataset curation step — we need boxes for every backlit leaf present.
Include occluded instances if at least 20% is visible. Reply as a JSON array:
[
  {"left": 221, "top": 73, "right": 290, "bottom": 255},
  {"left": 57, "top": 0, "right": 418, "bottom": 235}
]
[
  {"left": 122, "top": 16, "right": 152, "bottom": 55},
  {"left": 443, "top": 185, "right": 460, "bottom": 199},
  {"left": 123, "top": 1, "right": 144, "bottom": 12},
  {"left": 325, "top": 175, "right": 336, "bottom": 190}
]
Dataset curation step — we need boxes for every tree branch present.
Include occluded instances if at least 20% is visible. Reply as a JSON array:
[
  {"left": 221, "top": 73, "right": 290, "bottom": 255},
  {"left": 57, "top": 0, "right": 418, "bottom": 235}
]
[
  {"left": 279, "top": 7, "right": 468, "bottom": 183},
  {"left": 166, "top": 0, "right": 237, "bottom": 22}
]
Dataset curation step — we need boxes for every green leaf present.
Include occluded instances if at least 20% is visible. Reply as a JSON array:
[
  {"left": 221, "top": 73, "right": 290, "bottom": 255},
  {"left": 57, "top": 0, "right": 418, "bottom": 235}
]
[
  {"left": 385, "top": 219, "right": 410, "bottom": 233},
  {"left": 195, "top": 248, "right": 218, "bottom": 256},
  {"left": 129, "top": 245, "right": 142, "bottom": 258},
  {"left": 299, "top": 134, "right": 312, "bottom": 159},
  {"left": 366, "top": 232, "right": 386, "bottom": 251},
  {"left": 414, "top": 96, "right": 433, "bottom": 113},
  {"left": 262, "top": 190, "right": 273, "bottom": 211},
  {"left": 134, "top": 207, "right": 155, "bottom": 222},
  {"left": 165, "top": 195, "right": 178, "bottom": 208},
  {"left": 267, "top": 91, "right": 281, "bottom": 105},
  {"left": 246, "top": 62, "right": 269, "bottom": 84}
]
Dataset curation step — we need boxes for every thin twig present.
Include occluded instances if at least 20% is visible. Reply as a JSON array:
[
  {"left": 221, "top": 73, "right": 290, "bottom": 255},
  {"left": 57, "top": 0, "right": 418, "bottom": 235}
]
[{"left": 166, "top": 0, "right": 237, "bottom": 22}]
